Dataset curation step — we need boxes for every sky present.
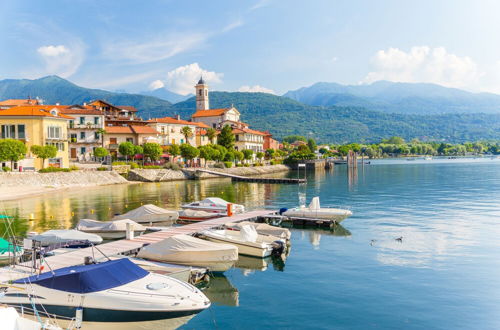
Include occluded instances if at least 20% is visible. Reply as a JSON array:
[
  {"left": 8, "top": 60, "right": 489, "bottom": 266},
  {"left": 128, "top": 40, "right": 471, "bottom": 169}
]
[{"left": 1, "top": 0, "right": 500, "bottom": 95}]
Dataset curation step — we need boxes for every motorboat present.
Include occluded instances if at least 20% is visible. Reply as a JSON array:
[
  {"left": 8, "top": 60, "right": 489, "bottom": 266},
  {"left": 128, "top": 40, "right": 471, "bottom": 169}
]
[
  {"left": 0, "top": 238, "right": 23, "bottom": 261},
  {"left": 28, "top": 229, "right": 103, "bottom": 247},
  {"left": 198, "top": 225, "right": 285, "bottom": 258},
  {"left": 178, "top": 209, "right": 223, "bottom": 222},
  {"left": 225, "top": 221, "right": 291, "bottom": 240},
  {"left": 112, "top": 204, "right": 179, "bottom": 224},
  {"left": 76, "top": 219, "right": 146, "bottom": 239},
  {"left": 282, "top": 197, "right": 352, "bottom": 223},
  {"left": 137, "top": 234, "right": 238, "bottom": 272},
  {"left": 1, "top": 258, "right": 211, "bottom": 322},
  {"left": 0, "top": 305, "right": 62, "bottom": 330},
  {"left": 181, "top": 198, "right": 245, "bottom": 214},
  {"left": 424, "top": 156, "right": 433, "bottom": 160}
]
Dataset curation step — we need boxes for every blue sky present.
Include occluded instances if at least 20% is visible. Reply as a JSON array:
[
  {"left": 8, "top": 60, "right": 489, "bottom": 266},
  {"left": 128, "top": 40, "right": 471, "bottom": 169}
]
[{"left": 1, "top": 0, "right": 500, "bottom": 95}]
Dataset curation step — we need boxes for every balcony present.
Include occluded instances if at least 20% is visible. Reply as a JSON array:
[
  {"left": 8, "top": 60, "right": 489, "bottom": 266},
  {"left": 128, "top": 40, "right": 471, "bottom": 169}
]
[
  {"left": 69, "top": 124, "right": 102, "bottom": 129},
  {"left": 45, "top": 135, "right": 67, "bottom": 141}
]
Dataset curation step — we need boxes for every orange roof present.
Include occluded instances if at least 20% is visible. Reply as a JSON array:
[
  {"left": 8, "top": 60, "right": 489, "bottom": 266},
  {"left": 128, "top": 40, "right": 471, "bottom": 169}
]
[
  {"left": 232, "top": 127, "right": 267, "bottom": 136},
  {"left": 193, "top": 121, "right": 210, "bottom": 128},
  {"left": 196, "top": 129, "right": 208, "bottom": 136},
  {"left": 149, "top": 117, "right": 199, "bottom": 126},
  {"left": 104, "top": 126, "right": 133, "bottom": 134},
  {"left": 191, "top": 108, "right": 228, "bottom": 118},
  {"left": 118, "top": 105, "right": 138, "bottom": 112},
  {"left": 0, "top": 99, "right": 40, "bottom": 106},
  {"left": 131, "top": 125, "right": 158, "bottom": 134},
  {"left": 60, "top": 108, "right": 103, "bottom": 115},
  {"left": 0, "top": 106, "right": 73, "bottom": 119}
]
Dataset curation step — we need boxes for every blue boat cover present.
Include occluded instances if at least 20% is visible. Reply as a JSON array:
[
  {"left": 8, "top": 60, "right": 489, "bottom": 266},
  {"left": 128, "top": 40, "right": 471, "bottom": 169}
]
[{"left": 14, "top": 258, "right": 148, "bottom": 293}]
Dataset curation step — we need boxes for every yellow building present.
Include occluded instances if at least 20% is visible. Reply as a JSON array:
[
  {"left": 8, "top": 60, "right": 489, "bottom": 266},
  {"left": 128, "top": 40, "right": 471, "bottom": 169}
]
[{"left": 0, "top": 106, "right": 73, "bottom": 170}]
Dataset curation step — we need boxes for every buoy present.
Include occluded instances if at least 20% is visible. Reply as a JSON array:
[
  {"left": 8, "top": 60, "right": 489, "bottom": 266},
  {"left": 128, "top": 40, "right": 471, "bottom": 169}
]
[
  {"left": 29, "top": 213, "right": 35, "bottom": 221},
  {"left": 90, "top": 209, "right": 94, "bottom": 214}
]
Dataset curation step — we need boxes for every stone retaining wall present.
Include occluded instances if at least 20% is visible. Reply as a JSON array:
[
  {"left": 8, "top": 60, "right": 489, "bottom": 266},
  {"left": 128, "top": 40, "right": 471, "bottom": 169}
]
[
  {"left": 128, "top": 169, "right": 190, "bottom": 182},
  {"left": 0, "top": 171, "right": 128, "bottom": 188},
  {"left": 192, "top": 164, "right": 291, "bottom": 179}
]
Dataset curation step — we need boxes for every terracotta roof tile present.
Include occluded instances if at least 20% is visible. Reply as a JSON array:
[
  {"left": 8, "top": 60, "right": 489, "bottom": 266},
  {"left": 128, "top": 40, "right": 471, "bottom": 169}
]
[
  {"left": 0, "top": 99, "right": 40, "bottom": 106},
  {"left": 131, "top": 126, "right": 158, "bottom": 134},
  {"left": 192, "top": 108, "right": 228, "bottom": 118},
  {"left": 118, "top": 105, "right": 138, "bottom": 112},
  {"left": 0, "top": 106, "right": 74, "bottom": 119},
  {"left": 232, "top": 127, "right": 267, "bottom": 136},
  {"left": 60, "top": 108, "right": 103, "bottom": 115},
  {"left": 104, "top": 126, "right": 133, "bottom": 134}
]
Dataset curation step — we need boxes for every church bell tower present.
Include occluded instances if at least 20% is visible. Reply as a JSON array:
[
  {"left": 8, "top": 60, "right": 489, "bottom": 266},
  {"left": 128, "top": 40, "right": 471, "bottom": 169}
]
[{"left": 195, "top": 76, "right": 209, "bottom": 111}]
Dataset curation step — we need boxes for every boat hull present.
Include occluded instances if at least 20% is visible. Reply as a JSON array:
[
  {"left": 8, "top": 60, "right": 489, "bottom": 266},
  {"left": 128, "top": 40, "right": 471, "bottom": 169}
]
[
  {"left": 79, "top": 230, "right": 145, "bottom": 240},
  {"left": 283, "top": 209, "right": 352, "bottom": 222},
  {"left": 201, "top": 236, "right": 272, "bottom": 258}
]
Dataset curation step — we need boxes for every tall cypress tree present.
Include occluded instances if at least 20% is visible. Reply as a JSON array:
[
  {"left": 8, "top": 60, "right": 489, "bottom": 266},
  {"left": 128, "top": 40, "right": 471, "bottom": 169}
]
[{"left": 217, "top": 125, "right": 235, "bottom": 150}]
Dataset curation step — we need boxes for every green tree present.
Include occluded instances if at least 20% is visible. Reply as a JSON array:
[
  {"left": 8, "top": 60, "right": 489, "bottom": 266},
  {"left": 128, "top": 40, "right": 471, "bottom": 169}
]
[
  {"left": 181, "top": 126, "right": 193, "bottom": 145},
  {"left": 234, "top": 150, "right": 244, "bottom": 164},
  {"left": 212, "top": 144, "right": 227, "bottom": 163},
  {"left": 283, "top": 135, "right": 306, "bottom": 143},
  {"left": 256, "top": 151, "right": 265, "bottom": 162},
  {"left": 180, "top": 143, "right": 199, "bottom": 166},
  {"left": 307, "top": 138, "right": 317, "bottom": 152},
  {"left": 242, "top": 149, "right": 253, "bottom": 163},
  {"left": 167, "top": 144, "right": 181, "bottom": 160},
  {"left": 30, "top": 145, "right": 56, "bottom": 169},
  {"left": 217, "top": 125, "right": 235, "bottom": 149},
  {"left": 118, "top": 142, "right": 135, "bottom": 162},
  {"left": 206, "top": 128, "right": 217, "bottom": 144},
  {"left": 224, "top": 150, "right": 235, "bottom": 162},
  {"left": 133, "top": 145, "right": 143, "bottom": 156},
  {"left": 265, "top": 148, "right": 276, "bottom": 159},
  {"left": 97, "top": 128, "right": 106, "bottom": 147},
  {"left": 383, "top": 136, "right": 405, "bottom": 145},
  {"left": 0, "top": 139, "right": 27, "bottom": 169},
  {"left": 198, "top": 145, "right": 214, "bottom": 167},
  {"left": 143, "top": 143, "right": 162, "bottom": 162},
  {"left": 93, "top": 147, "right": 109, "bottom": 159}
]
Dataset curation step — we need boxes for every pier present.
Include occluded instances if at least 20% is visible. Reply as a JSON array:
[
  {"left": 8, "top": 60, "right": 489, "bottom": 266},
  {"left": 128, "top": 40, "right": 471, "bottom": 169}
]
[
  {"left": 10, "top": 209, "right": 275, "bottom": 275},
  {"left": 195, "top": 169, "right": 306, "bottom": 184}
]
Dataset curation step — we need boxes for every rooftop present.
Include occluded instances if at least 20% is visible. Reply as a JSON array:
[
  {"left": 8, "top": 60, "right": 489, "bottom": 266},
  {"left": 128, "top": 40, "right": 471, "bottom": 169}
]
[
  {"left": 0, "top": 106, "right": 74, "bottom": 119},
  {"left": 192, "top": 108, "right": 228, "bottom": 118}
]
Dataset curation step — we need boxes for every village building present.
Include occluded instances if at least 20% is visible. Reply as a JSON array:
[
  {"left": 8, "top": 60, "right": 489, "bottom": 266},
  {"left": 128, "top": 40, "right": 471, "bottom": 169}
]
[
  {"left": 147, "top": 116, "right": 198, "bottom": 145},
  {"left": 60, "top": 105, "right": 106, "bottom": 161},
  {"left": 103, "top": 125, "right": 159, "bottom": 157},
  {"left": 0, "top": 98, "right": 40, "bottom": 109},
  {"left": 263, "top": 131, "right": 281, "bottom": 150},
  {"left": 88, "top": 100, "right": 144, "bottom": 127},
  {"left": 0, "top": 106, "right": 72, "bottom": 169}
]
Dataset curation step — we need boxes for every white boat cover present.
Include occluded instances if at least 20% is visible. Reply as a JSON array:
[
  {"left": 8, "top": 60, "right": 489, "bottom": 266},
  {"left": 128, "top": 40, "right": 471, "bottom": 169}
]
[
  {"left": 77, "top": 219, "right": 146, "bottom": 232},
  {"left": 240, "top": 225, "right": 258, "bottom": 242},
  {"left": 137, "top": 234, "right": 238, "bottom": 264},
  {"left": 226, "top": 221, "right": 291, "bottom": 240},
  {"left": 112, "top": 204, "right": 179, "bottom": 223},
  {"left": 179, "top": 209, "right": 220, "bottom": 219},
  {"left": 0, "top": 306, "right": 43, "bottom": 330},
  {"left": 183, "top": 198, "right": 245, "bottom": 213},
  {"left": 30, "top": 229, "right": 103, "bottom": 246},
  {"left": 309, "top": 197, "right": 321, "bottom": 210}
]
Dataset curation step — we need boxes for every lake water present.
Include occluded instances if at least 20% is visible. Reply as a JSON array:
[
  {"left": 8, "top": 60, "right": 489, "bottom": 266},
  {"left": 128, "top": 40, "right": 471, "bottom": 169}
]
[{"left": 2, "top": 158, "right": 500, "bottom": 329}]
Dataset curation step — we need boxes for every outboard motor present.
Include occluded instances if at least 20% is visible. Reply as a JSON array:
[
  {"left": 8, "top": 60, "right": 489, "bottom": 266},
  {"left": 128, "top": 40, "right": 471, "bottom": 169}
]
[
  {"left": 279, "top": 208, "right": 288, "bottom": 215},
  {"left": 271, "top": 240, "right": 286, "bottom": 256}
]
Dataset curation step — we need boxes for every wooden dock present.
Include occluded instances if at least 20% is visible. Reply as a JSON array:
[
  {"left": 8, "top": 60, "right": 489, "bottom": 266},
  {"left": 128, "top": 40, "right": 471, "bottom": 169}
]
[
  {"left": 10, "top": 209, "right": 275, "bottom": 275},
  {"left": 196, "top": 169, "right": 306, "bottom": 184}
]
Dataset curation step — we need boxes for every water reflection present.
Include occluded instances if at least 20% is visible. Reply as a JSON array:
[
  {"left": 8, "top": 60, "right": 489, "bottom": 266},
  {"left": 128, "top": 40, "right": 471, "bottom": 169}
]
[{"left": 203, "top": 275, "right": 239, "bottom": 307}]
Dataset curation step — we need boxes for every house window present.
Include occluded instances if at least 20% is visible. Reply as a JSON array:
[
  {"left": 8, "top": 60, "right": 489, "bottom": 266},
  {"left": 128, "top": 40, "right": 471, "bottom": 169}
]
[
  {"left": 69, "top": 120, "right": 74, "bottom": 128},
  {"left": 79, "top": 117, "right": 85, "bottom": 125},
  {"left": 236, "top": 135, "right": 239, "bottom": 141},
  {"left": 1, "top": 125, "right": 15, "bottom": 139},
  {"left": 81, "top": 147, "right": 86, "bottom": 154},
  {"left": 17, "top": 125, "right": 25, "bottom": 139},
  {"left": 94, "top": 117, "right": 99, "bottom": 125},
  {"left": 94, "top": 132, "right": 100, "bottom": 140},
  {"left": 126, "top": 138, "right": 134, "bottom": 143},
  {"left": 47, "top": 126, "right": 61, "bottom": 139},
  {"left": 181, "top": 139, "right": 184, "bottom": 144},
  {"left": 80, "top": 132, "right": 86, "bottom": 139},
  {"left": 110, "top": 138, "right": 117, "bottom": 144},
  {"left": 199, "top": 90, "right": 202, "bottom": 96}
]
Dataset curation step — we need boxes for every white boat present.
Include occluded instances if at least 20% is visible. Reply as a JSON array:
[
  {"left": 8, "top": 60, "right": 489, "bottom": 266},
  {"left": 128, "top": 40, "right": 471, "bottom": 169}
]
[
  {"left": 0, "top": 305, "right": 62, "bottom": 330},
  {"left": 181, "top": 198, "right": 245, "bottom": 214},
  {"left": 199, "top": 225, "right": 285, "bottom": 258},
  {"left": 137, "top": 234, "right": 238, "bottom": 272},
  {"left": 112, "top": 204, "right": 179, "bottom": 224},
  {"left": 178, "top": 209, "right": 222, "bottom": 222},
  {"left": 0, "top": 258, "right": 211, "bottom": 322},
  {"left": 76, "top": 219, "right": 146, "bottom": 239},
  {"left": 424, "top": 156, "right": 433, "bottom": 160},
  {"left": 282, "top": 197, "right": 352, "bottom": 222},
  {"left": 28, "top": 229, "right": 103, "bottom": 247},
  {"left": 225, "top": 221, "right": 291, "bottom": 240}
]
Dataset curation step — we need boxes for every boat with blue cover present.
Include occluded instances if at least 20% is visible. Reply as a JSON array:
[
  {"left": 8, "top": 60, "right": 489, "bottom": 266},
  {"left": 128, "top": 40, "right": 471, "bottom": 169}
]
[{"left": 0, "top": 258, "right": 210, "bottom": 322}]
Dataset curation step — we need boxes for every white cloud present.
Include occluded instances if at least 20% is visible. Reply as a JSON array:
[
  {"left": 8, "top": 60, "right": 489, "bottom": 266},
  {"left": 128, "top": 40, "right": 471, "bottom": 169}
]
[
  {"left": 361, "top": 46, "right": 481, "bottom": 88},
  {"left": 36, "top": 43, "right": 84, "bottom": 78},
  {"left": 158, "top": 63, "right": 223, "bottom": 95},
  {"left": 250, "top": 0, "right": 271, "bottom": 11},
  {"left": 222, "top": 19, "right": 244, "bottom": 33},
  {"left": 149, "top": 79, "right": 164, "bottom": 90},
  {"left": 238, "top": 85, "right": 276, "bottom": 94}
]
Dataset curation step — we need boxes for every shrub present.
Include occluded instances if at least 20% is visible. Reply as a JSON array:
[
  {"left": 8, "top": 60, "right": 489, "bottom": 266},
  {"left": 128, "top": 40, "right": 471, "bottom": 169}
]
[
  {"left": 213, "top": 163, "right": 225, "bottom": 169},
  {"left": 39, "top": 167, "right": 71, "bottom": 173},
  {"left": 244, "top": 163, "right": 250, "bottom": 167},
  {"left": 96, "top": 167, "right": 108, "bottom": 171},
  {"left": 270, "top": 159, "right": 282, "bottom": 165},
  {"left": 2, "top": 166, "right": 11, "bottom": 172},
  {"left": 236, "top": 164, "right": 243, "bottom": 167},
  {"left": 142, "top": 165, "right": 162, "bottom": 169},
  {"left": 164, "top": 162, "right": 181, "bottom": 171},
  {"left": 112, "top": 161, "right": 127, "bottom": 165},
  {"left": 254, "top": 163, "right": 263, "bottom": 167},
  {"left": 69, "top": 165, "right": 79, "bottom": 171},
  {"left": 129, "top": 162, "right": 140, "bottom": 169},
  {"left": 223, "top": 161, "right": 233, "bottom": 168}
]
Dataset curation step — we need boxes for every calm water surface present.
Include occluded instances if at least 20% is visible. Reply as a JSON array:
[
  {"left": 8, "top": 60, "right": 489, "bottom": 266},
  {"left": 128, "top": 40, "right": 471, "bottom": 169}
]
[{"left": 2, "top": 158, "right": 500, "bottom": 329}]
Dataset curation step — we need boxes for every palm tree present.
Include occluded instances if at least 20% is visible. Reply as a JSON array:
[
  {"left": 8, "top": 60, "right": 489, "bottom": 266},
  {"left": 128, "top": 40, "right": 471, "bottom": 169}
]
[
  {"left": 181, "top": 126, "right": 193, "bottom": 145},
  {"left": 206, "top": 128, "right": 216, "bottom": 144},
  {"left": 97, "top": 128, "right": 106, "bottom": 148}
]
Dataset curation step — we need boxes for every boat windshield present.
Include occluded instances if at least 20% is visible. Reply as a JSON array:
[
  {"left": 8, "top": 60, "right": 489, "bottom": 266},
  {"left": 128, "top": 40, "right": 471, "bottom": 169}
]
[{"left": 14, "top": 258, "right": 148, "bottom": 293}]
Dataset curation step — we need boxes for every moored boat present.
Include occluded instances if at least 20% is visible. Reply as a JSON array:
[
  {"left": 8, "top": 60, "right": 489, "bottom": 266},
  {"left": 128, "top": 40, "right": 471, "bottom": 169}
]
[
  {"left": 76, "top": 219, "right": 146, "bottom": 239},
  {"left": 178, "top": 209, "right": 223, "bottom": 222},
  {"left": 137, "top": 234, "right": 238, "bottom": 272},
  {"left": 0, "top": 238, "right": 23, "bottom": 261},
  {"left": 181, "top": 197, "right": 245, "bottom": 214},
  {"left": 225, "top": 221, "right": 291, "bottom": 240},
  {"left": 282, "top": 197, "right": 352, "bottom": 222},
  {"left": 1, "top": 258, "right": 210, "bottom": 322},
  {"left": 28, "top": 229, "right": 103, "bottom": 247},
  {"left": 112, "top": 204, "right": 179, "bottom": 224},
  {"left": 198, "top": 225, "right": 285, "bottom": 258}
]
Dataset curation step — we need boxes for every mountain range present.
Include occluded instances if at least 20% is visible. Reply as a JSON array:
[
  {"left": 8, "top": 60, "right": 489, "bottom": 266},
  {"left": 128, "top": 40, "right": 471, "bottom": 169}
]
[
  {"left": 284, "top": 81, "right": 500, "bottom": 114},
  {"left": 0, "top": 76, "right": 499, "bottom": 143}
]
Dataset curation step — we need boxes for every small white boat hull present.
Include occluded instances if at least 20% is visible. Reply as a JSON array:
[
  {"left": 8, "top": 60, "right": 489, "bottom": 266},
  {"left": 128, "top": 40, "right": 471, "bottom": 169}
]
[{"left": 283, "top": 208, "right": 352, "bottom": 222}]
